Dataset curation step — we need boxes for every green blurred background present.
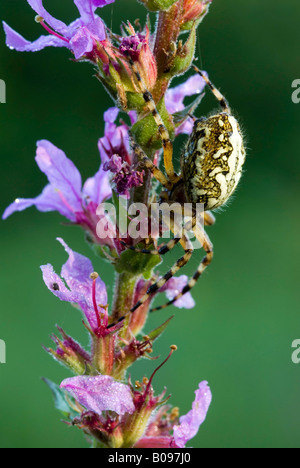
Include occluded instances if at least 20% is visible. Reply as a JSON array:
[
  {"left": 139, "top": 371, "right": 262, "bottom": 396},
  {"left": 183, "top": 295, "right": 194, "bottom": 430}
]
[{"left": 0, "top": 0, "right": 299, "bottom": 448}]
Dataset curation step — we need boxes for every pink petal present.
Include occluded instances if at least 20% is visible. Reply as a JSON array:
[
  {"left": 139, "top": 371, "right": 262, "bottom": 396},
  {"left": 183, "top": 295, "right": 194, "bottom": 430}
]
[{"left": 60, "top": 375, "right": 135, "bottom": 416}]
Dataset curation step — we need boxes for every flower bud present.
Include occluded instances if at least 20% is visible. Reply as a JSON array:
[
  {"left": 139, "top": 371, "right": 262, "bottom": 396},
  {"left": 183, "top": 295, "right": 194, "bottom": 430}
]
[
  {"left": 119, "top": 26, "right": 158, "bottom": 91},
  {"left": 181, "top": 0, "right": 213, "bottom": 31},
  {"left": 45, "top": 327, "right": 91, "bottom": 375}
]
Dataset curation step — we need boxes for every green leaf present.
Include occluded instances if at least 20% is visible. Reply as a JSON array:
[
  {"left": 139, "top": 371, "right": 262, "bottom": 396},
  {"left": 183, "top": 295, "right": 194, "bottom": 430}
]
[
  {"left": 148, "top": 315, "right": 175, "bottom": 341},
  {"left": 173, "top": 93, "right": 205, "bottom": 126},
  {"left": 42, "top": 378, "right": 78, "bottom": 419},
  {"left": 115, "top": 247, "right": 162, "bottom": 280}
]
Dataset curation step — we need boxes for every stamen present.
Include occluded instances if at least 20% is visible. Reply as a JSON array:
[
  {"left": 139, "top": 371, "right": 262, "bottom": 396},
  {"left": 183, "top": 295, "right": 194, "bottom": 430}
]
[
  {"left": 144, "top": 345, "right": 177, "bottom": 397},
  {"left": 56, "top": 190, "right": 75, "bottom": 213},
  {"left": 35, "top": 15, "right": 69, "bottom": 44}
]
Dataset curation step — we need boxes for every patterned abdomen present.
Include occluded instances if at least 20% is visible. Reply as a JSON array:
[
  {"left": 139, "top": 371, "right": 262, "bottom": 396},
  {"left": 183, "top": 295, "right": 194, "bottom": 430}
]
[{"left": 182, "top": 113, "right": 246, "bottom": 210}]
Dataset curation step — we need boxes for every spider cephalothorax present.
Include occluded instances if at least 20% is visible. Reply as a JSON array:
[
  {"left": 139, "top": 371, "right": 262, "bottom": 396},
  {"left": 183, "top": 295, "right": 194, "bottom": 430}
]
[{"left": 119, "top": 63, "right": 246, "bottom": 317}]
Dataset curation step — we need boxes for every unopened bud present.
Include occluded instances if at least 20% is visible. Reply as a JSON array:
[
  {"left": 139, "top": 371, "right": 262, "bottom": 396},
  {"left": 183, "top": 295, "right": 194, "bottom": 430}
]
[{"left": 181, "top": 0, "right": 213, "bottom": 31}]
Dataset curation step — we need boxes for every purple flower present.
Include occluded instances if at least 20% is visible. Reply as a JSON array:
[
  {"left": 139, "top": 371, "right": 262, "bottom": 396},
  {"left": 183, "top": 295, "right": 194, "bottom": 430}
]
[
  {"left": 173, "top": 381, "right": 212, "bottom": 448},
  {"left": 160, "top": 275, "right": 195, "bottom": 309},
  {"left": 135, "top": 381, "right": 212, "bottom": 448},
  {"left": 165, "top": 74, "right": 206, "bottom": 135},
  {"left": 60, "top": 375, "right": 135, "bottom": 416},
  {"left": 2, "top": 139, "right": 112, "bottom": 246},
  {"left": 41, "top": 238, "right": 108, "bottom": 333},
  {"left": 3, "top": 0, "right": 115, "bottom": 59},
  {"left": 99, "top": 107, "right": 144, "bottom": 196}
]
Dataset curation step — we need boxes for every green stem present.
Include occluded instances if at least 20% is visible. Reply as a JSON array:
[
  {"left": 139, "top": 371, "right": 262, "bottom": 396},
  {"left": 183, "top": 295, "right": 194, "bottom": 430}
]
[{"left": 112, "top": 271, "right": 137, "bottom": 322}]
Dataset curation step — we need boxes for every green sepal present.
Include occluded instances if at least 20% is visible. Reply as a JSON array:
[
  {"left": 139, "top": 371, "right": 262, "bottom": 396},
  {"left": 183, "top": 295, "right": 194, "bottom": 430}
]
[
  {"left": 131, "top": 98, "right": 175, "bottom": 151},
  {"left": 148, "top": 315, "right": 175, "bottom": 341},
  {"left": 115, "top": 247, "right": 162, "bottom": 280},
  {"left": 42, "top": 378, "right": 78, "bottom": 420},
  {"left": 85, "top": 232, "right": 118, "bottom": 262},
  {"left": 138, "top": 0, "right": 178, "bottom": 12},
  {"left": 173, "top": 92, "right": 205, "bottom": 126},
  {"left": 169, "top": 24, "right": 197, "bottom": 77}
]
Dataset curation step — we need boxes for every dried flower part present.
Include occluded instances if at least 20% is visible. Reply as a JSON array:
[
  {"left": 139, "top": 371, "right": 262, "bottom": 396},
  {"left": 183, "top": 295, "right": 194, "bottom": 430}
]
[{"left": 99, "top": 107, "right": 145, "bottom": 195}]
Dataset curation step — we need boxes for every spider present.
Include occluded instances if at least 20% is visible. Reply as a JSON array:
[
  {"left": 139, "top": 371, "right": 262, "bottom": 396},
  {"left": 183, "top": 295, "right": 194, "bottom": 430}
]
[{"left": 118, "top": 60, "right": 246, "bottom": 318}]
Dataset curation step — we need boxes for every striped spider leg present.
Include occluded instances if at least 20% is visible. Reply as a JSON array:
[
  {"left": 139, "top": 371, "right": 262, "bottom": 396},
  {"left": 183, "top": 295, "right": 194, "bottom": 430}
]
[
  {"left": 150, "top": 219, "right": 214, "bottom": 312},
  {"left": 131, "top": 231, "right": 195, "bottom": 313},
  {"left": 126, "top": 53, "right": 180, "bottom": 185}
]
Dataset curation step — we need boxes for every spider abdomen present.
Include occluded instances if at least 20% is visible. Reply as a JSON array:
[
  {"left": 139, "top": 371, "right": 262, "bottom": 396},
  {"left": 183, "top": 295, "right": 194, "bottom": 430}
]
[{"left": 182, "top": 113, "right": 246, "bottom": 210}]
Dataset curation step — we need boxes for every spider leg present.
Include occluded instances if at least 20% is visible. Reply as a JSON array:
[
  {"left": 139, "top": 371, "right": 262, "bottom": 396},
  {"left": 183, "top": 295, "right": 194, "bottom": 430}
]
[
  {"left": 130, "top": 134, "right": 173, "bottom": 191},
  {"left": 193, "top": 65, "right": 231, "bottom": 114},
  {"left": 204, "top": 211, "right": 216, "bottom": 226},
  {"left": 131, "top": 234, "right": 194, "bottom": 313},
  {"left": 126, "top": 55, "right": 179, "bottom": 184},
  {"left": 151, "top": 220, "right": 213, "bottom": 312},
  {"left": 107, "top": 227, "right": 195, "bottom": 330},
  {"left": 121, "top": 206, "right": 190, "bottom": 256},
  {"left": 121, "top": 237, "right": 182, "bottom": 256}
]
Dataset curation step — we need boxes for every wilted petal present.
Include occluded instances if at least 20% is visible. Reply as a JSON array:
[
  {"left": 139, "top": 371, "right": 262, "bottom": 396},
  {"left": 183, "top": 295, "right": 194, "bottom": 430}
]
[
  {"left": 60, "top": 375, "right": 135, "bottom": 416},
  {"left": 173, "top": 381, "right": 212, "bottom": 448},
  {"left": 3, "top": 22, "right": 66, "bottom": 52},
  {"left": 160, "top": 276, "right": 195, "bottom": 309},
  {"left": 35, "top": 140, "right": 83, "bottom": 213}
]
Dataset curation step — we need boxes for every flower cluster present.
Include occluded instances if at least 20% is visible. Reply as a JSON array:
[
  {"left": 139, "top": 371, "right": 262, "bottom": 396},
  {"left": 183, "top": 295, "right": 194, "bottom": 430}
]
[{"left": 3, "top": 0, "right": 215, "bottom": 449}]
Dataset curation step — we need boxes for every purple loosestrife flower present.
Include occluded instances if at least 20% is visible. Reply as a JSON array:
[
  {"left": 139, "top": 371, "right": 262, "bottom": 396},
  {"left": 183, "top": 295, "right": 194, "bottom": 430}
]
[
  {"left": 41, "top": 238, "right": 109, "bottom": 334},
  {"left": 2, "top": 139, "right": 113, "bottom": 247},
  {"left": 173, "top": 381, "right": 212, "bottom": 448},
  {"left": 61, "top": 375, "right": 135, "bottom": 416},
  {"left": 3, "top": 0, "right": 115, "bottom": 59},
  {"left": 135, "top": 381, "right": 212, "bottom": 448},
  {"left": 160, "top": 275, "right": 195, "bottom": 309},
  {"left": 99, "top": 107, "right": 144, "bottom": 196}
]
